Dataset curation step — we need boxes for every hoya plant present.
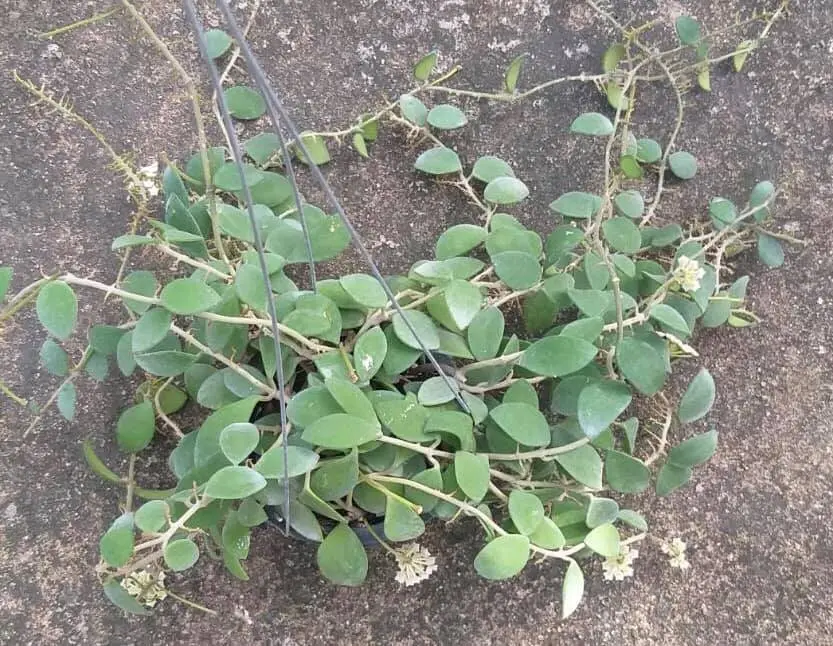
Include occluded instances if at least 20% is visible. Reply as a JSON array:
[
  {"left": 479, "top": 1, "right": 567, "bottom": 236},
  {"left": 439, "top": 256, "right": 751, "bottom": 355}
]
[{"left": 1, "top": 0, "right": 794, "bottom": 618}]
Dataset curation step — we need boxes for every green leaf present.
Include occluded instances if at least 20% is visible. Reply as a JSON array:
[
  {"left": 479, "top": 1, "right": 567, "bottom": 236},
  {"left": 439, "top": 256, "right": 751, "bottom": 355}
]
[
  {"left": 561, "top": 561, "right": 584, "bottom": 619},
  {"left": 435, "top": 224, "right": 487, "bottom": 260},
  {"left": 483, "top": 177, "right": 529, "bottom": 205},
  {"left": 102, "top": 580, "right": 151, "bottom": 616},
  {"left": 605, "top": 450, "right": 650, "bottom": 494},
  {"left": 426, "top": 279, "right": 482, "bottom": 332},
  {"left": 656, "top": 462, "right": 693, "bottom": 496},
  {"left": 474, "top": 534, "right": 530, "bottom": 580},
  {"left": 57, "top": 381, "right": 76, "bottom": 421},
  {"left": 399, "top": 94, "right": 428, "bottom": 126},
  {"left": 317, "top": 523, "right": 368, "bottom": 586},
  {"left": 554, "top": 444, "right": 602, "bottom": 489},
  {"left": 649, "top": 303, "right": 691, "bottom": 337},
  {"left": 490, "top": 403, "right": 550, "bottom": 447},
  {"left": 529, "top": 517, "right": 566, "bottom": 549},
  {"left": 577, "top": 381, "right": 631, "bottom": 439},
  {"left": 100, "top": 514, "right": 134, "bottom": 567},
  {"left": 111, "top": 234, "right": 154, "bottom": 250},
  {"left": 224, "top": 85, "right": 266, "bottom": 120},
  {"left": 354, "top": 327, "right": 387, "bottom": 382},
  {"left": 618, "top": 509, "right": 648, "bottom": 531},
  {"left": 121, "top": 270, "right": 157, "bottom": 315},
  {"left": 194, "top": 396, "right": 260, "bottom": 465},
  {"left": 243, "top": 133, "right": 278, "bottom": 165},
  {"left": 503, "top": 379, "right": 538, "bottom": 407},
  {"left": 134, "top": 350, "right": 196, "bottom": 378},
  {"left": 697, "top": 66, "right": 711, "bottom": 92},
  {"left": 619, "top": 154, "right": 642, "bottom": 179},
  {"left": 492, "top": 251, "right": 541, "bottom": 290},
  {"left": 204, "top": 466, "right": 267, "bottom": 500},
  {"left": 757, "top": 233, "right": 784, "bottom": 268},
  {"left": 376, "top": 394, "right": 432, "bottom": 442},
  {"left": 668, "top": 151, "right": 697, "bottom": 179},
  {"left": 132, "top": 308, "right": 173, "bottom": 353},
  {"left": 310, "top": 449, "right": 359, "bottom": 500},
  {"left": 301, "top": 414, "right": 380, "bottom": 449},
  {"left": 733, "top": 39, "right": 755, "bottom": 72},
  {"left": 508, "top": 490, "right": 545, "bottom": 535},
  {"left": 454, "top": 451, "right": 490, "bottom": 502},
  {"left": 134, "top": 500, "right": 169, "bottom": 533},
  {"left": 204, "top": 28, "right": 232, "bottom": 58},
  {"left": 585, "top": 497, "right": 619, "bottom": 528},
  {"left": 0, "top": 267, "right": 11, "bottom": 303},
  {"left": 519, "top": 336, "right": 598, "bottom": 378},
  {"left": 213, "top": 162, "right": 263, "bottom": 192},
  {"left": 635, "top": 138, "right": 662, "bottom": 164},
  {"left": 570, "top": 112, "right": 614, "bottom": 136},
  {"left": 391, "top": 310, "right": 440, "bottom": 350},
  {"left": 116, "top": 401, "right": 155, "bottom": 453},
  {"left": 549, "top": 191, "right": 601, "bottom": 219},
  {"left": 255, "top": 444, "right": 320, "bottom": 479},
  {"left": 404, "top": 467, "right": 444, "bottom": 513},
  {"left": 288, "top": 500, "right": 323, "bottom": 541},
  {"left": 678, "top": 368, "right": 715, "bottom": 423},
  {"left": 352, "top": 132, "right": 368, "bottom": 158},
  {"left": 296, "top": 133, "right": 331, "bottom": 165},
  {"left": 601, "top": 43, "right": 626, "bottom": 72},
  {"left": 427, "top": 104, "right": 467, "bottom": 130},
  {"left": 467, "top": 306, "right": 504, "bottom": 360},
  {"left": 219, "top": 422, "right": 259, "bottom": 464},
  {"left": 417, "top": 376, "right": 460, "bottom": 406},
  {"left": 504, "top": 54, "right": 525, "bottom": 93},
  {"left": 602, "top": 217, "right": 641, "bottom": 253},
  {"left": 413, "top": 50, "right": 438, "bottom": 81},
  {"left": 709, "top": 197, "right": 737, "bottom": 227},
  {"left": 675, "top": 16, "right": 702, "bottom": 46},
  {"left": 163, "top": 537, "right": 200, "bottom": 572},
  {"left": 160, "top": 278, "right": 220, "bottom": 315},
  {"left": 668, "top": 429, "right": 718, "bottom": 467},
  {"left": 325, "top": 377, "right": 377, "bottom": 422},
  {"left": 613, "top": 190, "right": 644, "bottom": 219},
  {"left": 616, "top": 337, "right": 667, "bottom": 395},
  {"left": 85, "top": 351, "right": 109, "bottom": 381},
  {"left": 88, "top": 324, "right": 125, "bottom": 356},
  {"left": 472, "top": 156, "right": 515, "bottom": 184},
  {"left": 414, "top": 146, "right": 462, "bottom": 175},
  {"left": 340, "top": 274, "right": 388, "bottom": 309},
  {"left": 384, "top": 497, "right": 425, "bottom": 542},
  {"left": 584, "top": 523, "right": 620, "bottom": 557},
  {"left": 40, "top": 338, "right": 69, "bottom": 376},
  {"left": 606, "top": 83, "right": 629, "bottom": 111},
  {"left": 36, "top": 281, "right": 77, "bottom": 340}
]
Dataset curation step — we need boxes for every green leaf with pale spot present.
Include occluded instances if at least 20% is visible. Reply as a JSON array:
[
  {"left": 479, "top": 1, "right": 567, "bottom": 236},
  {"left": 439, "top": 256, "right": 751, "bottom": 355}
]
[{"left": 354, "top": 326, "right": 387, "bottom": 382}]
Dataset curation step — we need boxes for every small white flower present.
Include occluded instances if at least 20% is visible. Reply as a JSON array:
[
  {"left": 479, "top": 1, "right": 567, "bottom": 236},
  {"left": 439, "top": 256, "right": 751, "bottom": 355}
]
[
  {"left": 661, "top": 537, "right": 691, "bottom": 571},
  {"left": 673, "top": 255, "right": 706, "bottom": 292},
  {"left": 601, "top": 545, "right": 638, "bottom": 581},
  {"left": 392, "top": 543, "right": 437, "bottom": 586},
  {"left": 120, "top": 569, "right": 167, "bottom": 608},
  {"left": 131, "top": 161, "right": 160, "bottom": 199}
]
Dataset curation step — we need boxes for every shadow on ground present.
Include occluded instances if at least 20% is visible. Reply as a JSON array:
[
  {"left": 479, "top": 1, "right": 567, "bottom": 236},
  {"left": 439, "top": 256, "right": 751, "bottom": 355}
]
[{"left": 1, "top": 1, "right": 832, "bottom": 644}]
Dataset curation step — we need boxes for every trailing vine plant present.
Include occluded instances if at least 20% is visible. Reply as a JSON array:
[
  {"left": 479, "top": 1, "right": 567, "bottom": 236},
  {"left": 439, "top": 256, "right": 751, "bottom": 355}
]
[{"left": 1, "top": 0, "right": 796, "bottom": 618}]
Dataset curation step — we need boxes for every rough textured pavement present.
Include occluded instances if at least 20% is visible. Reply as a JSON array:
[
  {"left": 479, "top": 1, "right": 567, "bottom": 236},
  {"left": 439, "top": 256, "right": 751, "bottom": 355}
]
[{"left": 1, "top": 1, "right": 832, "bottom": 644}]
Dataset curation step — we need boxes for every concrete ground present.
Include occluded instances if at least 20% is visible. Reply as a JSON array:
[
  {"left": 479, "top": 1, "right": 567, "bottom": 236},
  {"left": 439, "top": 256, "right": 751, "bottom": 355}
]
[{"left": 1, "top": 0, "right": 832, "bottom": 644}]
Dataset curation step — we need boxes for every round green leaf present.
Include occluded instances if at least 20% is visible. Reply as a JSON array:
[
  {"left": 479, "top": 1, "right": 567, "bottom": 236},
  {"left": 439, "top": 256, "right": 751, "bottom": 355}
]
[
  {"left": 224, "top": 85, "right": 266, "bottom": 120},
  {"left": 36, "top": 281, "right": 77, "bottom": 340},
  {"left": 668, "top": 151, "right": 697, "bottom": 179},
  {"left": 649, "top": 303, "right": 691, "bottom": 337},
  {"left": 613, "top": 190, "right": 645, "bottom": 219},
  {"left": 467, "top": 307, "right": 504, "bottom": 361},
  {"left": 636, "top": 138, "right": 662, "bottom": 163},
  {"left": 562, "top": 561, "right": 585, "bottom": 619},
  {"left": 675, "top": 15, "right": 702, "bottom": 46},
  {"left": 255, "top": 444, "right": 320, "bottom": 479},
  {"left": 384, "top": 497, "right": 425, "bottom": 542},
  {"left": 301, "top": 413, "right": 380, "bottom": 449},
  {"left": 427, "top": 104, "right": 467, "bottom": 130},
  {"left": 164, "top": 538, "right": 199, "bottom": 571},
  {"left": 132, "top": 308, "right": 173, "bottom": 353},
  {"left": 605, "top": 450, "right": 650, "bottom": 493},
  {"left": 601, "top": 43, "right": 626, "bottom": 72},
  {"left": 668, "top": 429, "right": 718, "bottom": 467},
  {"left": 709, "top": 197, "right": 738, "bottom": 227},
  {"left": 616, "top": 337, "right": 667, "bottom": 395},
  {"left": 40, "top": 338, "right": 69, "bottom": 376},
  {"left": 426, "top": 279, "right": 482, "bottom": 332},
  {"left": 454, "top": 451, "right": 490, "bottom": 502},
  {"left": 325, "top": 377, "right": 377, "bottom": 422},
  {"left": 529, "top": 517, "right": 566, "bottom": 549},
  {"left": 508, "top": 490, "right": 545, "bottom": 535},
  {"left": 400, "top": 94, "right": 428, "bottom": 126},
  {"left": 435, "top": 224, "right": 487, "bottom": 260},
  {"left": 204, "top": 29, "right": 232, "bottom": 58},
  {"left": 585, "top": 496, "right": 620, "bottom": 528},
  {"left": 340, "top": 274, "right": 388, "bottom": 309},
  {"left": 160, "top": 278, "right": 220, "bottom": 315},
  {"left": 490, "top": 403, "right": 550, "bottom": 447},
  {"left": 554, "top": 444, "right": 603, "bottom": 489},
  {"left": 57, "top": 381, "right": 76, "bottom": 421},
  {"left": 492, "top": 251, "right": 541, "bottom": 290},
  {"left": 99, "top": 514, "right": 134, "bottom": 567},
  {"left": 354, "top": 326, "right": 387, "bottom": 382},
  {"left": 602, "top": 217, "right": 642, "bottom": 253},
  {"left": 414, "top": 146, "right": 462, "bottom": 175},
  {"left": 656, "top": 462, "right": 693, "bottom": 496},
  {"left": 549, "top": 191, "right": 601, "bottom": 219},
  {"left": 757, "top": 233, "right": 784, "bottom": 268},
  {"left": 417, "top": 376, "right": 460, "bottom": 406},
  {"left": 121, "top": 270, "right": 157, "bottom": 315},
  {"left": 519, "top": 336, "right": 598, "bottom": 377},
  {"left": 204, "top": 466, "right": 267, "bottom": 499},
  {"left": 219, "top": 422, "right": 260, "bottom": 464},
  {"left": 116, "top": 401, "right": 155, "bottom": 453},
  {"left": 134, "top": 350, "right": 196, "bottom": 377},
  {"left": 483, "top": 177, "right": 530, "bottom": 205},
  {"left": 474, "top": 534, "right": 530, "bottom": 580},
  {"left": 134, "top": 500, "right": 169, "bottom": 533},
  {"left": 413, "top": 50, "right": 438, "bottom": 81},
  {"left": 619, "top": 154, "right": 643, "bottom": 179},
  {"left": 750, "top": 180, "right": 775, "bottom": 208},
  {"left": 570, "top": 112, "right": 614, "bottom": 136},
  {"left": 213, "top": 162, "right": 263, "bottom": 192},
  {"left": 471, "top": 156, "right": 515, "bottom": 183},
  {"left": 403, "top": 467, "right": 444, "bottom": 513},
  {"left": 391, "top": 310, "right": 440, "bottom": 351},
  {"left": 577, "top": 380, "right": 632, "bottom": 439},
  {"left": 583, "top": 523, "right": 620, "bottom": 557},
  {"left": 317, "top": 523, "right": 368, "bottom": 586},
  {"left": 618, "top": 509, "right": 648, "bottom": 531},
  {"left": 678, "top": 368, "right": 715, "bottom": 423}
]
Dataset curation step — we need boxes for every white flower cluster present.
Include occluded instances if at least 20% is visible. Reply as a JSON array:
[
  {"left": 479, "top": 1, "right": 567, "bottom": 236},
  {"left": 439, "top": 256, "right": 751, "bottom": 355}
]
[
  {"left": 601, "top": 544, "right": 638, "bottom": 581},
  {"left": 130, "top": 161, "right": 160, "bottom": 200},
  {"left": 672, "top": 255, "right": 705, "bottom": 292},
  {"left": 120, "top": 568, "right": 168, "bottom": 607},
  {"left": 392, "top": 543, "right": 437, "bottom": 586},
  {"left": 661, "top": 537, "right": 691, "bottom": 571}
]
